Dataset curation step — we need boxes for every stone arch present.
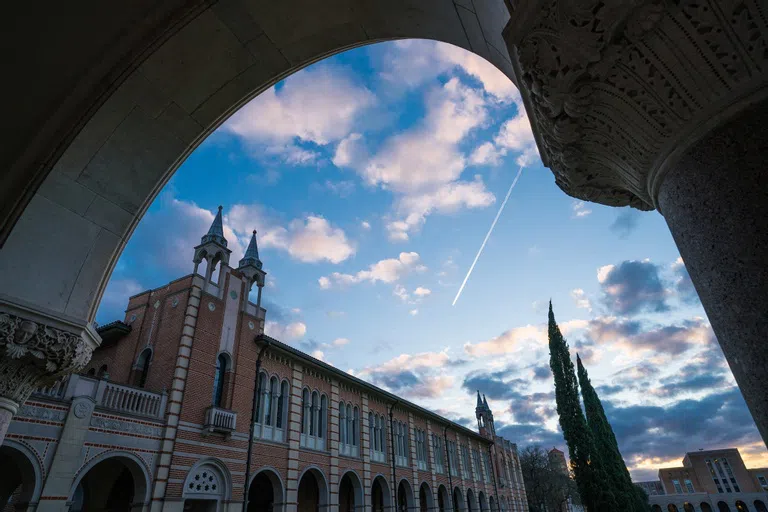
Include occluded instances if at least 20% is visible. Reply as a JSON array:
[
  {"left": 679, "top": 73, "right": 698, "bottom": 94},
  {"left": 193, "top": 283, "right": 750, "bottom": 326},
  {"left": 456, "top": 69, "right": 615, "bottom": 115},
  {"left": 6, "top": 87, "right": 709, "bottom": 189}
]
[
  {"left": 487, "top": 496, "right": 495, "bottom": 512},
  {"left": 297, "top": 465, "right": 329, "bottom": 512},
  {"left": 466, "top": 488, "right": 478, "bottom": 512},
  {"left": 668, "top": 504, "right": 679, "bottom": 512},
  {"left": 684, "top": 504, "right": 695, "bottom": 512},
  {"left": 754, "top": 500, "right": 768, "bottom": 512},
  {"left": 371, "top": 474, "right": 392, "bottom": 512},
  {"left": 338, "top": 469, "right": 363, "bottom": 512},
  {"left": 652, "top": 506, "right": 663, "bottom": 512},
  {"left": 182, "top": 458, "right": 232, "bottom": 502},
  {"left": 398, "top": 478, "right": 415, "bottom": 512},
  {"left": 248, "top": 466, "right": 285, "bottom": 512},
  {"left": 478, "top": 491, "right": 488, "bottom": 512},
  {"left": 419, "top": 482, "right": 434, "bottom": 512},
  {"left": 453, "top": 487, "right": 466, "bottom": 512},
  {"left": 718, "top": 502, "right": 732, "bottom": 512},
  {"left": 0, "top": 440, "right": 43, "bottom": 509},
  {"left": 735, "top": 501, "right": 749, "bottom": 512},
  {"left": 0, "top": 0, "right": 515, "bottom": 336},
  {"left": 69, "top": 450, "right": 152, "bottom": 511},
  {"left": 133, "top": 346, "right": 153, "bottom": 388},
  {"left": 701, "top": 504, "right": 713, "bottom": 512}
]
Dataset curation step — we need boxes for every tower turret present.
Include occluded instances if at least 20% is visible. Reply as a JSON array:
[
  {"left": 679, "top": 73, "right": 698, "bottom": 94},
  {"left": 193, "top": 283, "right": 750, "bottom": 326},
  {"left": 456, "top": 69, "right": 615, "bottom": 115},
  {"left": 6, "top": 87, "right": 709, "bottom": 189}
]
[
  {"left": 193, "top": 206, "right": 232, "bottom": 288},
  {"left": 237, "top": 230, "right": 267, "bottom": 307},
  {"left": 476, "top": 391, "right": 496, "bottom": 437}
]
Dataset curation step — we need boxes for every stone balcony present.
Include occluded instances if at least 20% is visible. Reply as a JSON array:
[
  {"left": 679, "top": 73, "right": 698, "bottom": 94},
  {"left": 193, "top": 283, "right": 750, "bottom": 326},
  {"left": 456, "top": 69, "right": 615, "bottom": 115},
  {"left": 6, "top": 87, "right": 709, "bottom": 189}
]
[
  {"left": 34, "top": 374, "right": 167, "bottom": 420},
  {"left": 203, "top": 405, "right": 237, "bottom": 436}
]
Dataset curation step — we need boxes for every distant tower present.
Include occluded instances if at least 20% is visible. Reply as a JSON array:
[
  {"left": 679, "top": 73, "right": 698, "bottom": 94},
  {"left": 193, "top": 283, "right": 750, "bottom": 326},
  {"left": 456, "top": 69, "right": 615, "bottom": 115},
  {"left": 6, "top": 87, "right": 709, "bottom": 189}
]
[
  {"left": 193, "top": 206, "right": 232, "bottom": 290},
  {"left": 476, "top": 390, "right": 496, "bottom": 437},
  {"left": 237, "top": 230, "right": 267, "bottom": 307}
]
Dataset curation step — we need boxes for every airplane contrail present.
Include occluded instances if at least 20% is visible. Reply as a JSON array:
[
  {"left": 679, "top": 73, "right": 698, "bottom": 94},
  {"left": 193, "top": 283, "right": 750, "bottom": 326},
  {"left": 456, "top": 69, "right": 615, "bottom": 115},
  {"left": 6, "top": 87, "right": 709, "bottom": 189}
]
[{"left": 452, "top": 164, "right": 525, "bottom": 306}]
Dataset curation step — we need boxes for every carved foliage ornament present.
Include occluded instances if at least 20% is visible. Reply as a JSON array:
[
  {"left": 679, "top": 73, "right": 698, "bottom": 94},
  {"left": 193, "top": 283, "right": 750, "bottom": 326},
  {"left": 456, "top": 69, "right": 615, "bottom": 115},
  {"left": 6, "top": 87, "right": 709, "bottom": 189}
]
[
  {"left": 507, "top": 0, "right": 768, "bottom": 209},
  {"left": 0, "top": 312, "right": 93, "bottom": 403}
]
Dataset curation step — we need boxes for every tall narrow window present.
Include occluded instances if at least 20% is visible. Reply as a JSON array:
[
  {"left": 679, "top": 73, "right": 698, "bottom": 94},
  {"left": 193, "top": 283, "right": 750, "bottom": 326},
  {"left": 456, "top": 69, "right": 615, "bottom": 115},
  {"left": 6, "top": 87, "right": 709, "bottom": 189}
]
[
  {"left": 265, "top": 376, "right": 276, "bottom": 425},
  {"left": 353, "top": 407, "right": 359, "bottom": 446},
  {"left": 340, "top": 403, "right": 347, "bottom": 444},
  {"left": 302, "top": 388, "right": 310, "bottom": 434},
  {"left": 310, "top": 392, "right": 319, "bottom": 436},
  {"left": 277, "top": 381, "right": 288, "bottom": 429},
  {"left": 135, "top": 348, "right": 152, "bottom": 388},
  {"left": 256, "top": 373, "right": 267, "bottom": 423},
  {"left": 319, "top": 395, "right": 327, "bottom": 438},
  {"left": 212, "top": 354, "right": 227, "bottom": 406}
]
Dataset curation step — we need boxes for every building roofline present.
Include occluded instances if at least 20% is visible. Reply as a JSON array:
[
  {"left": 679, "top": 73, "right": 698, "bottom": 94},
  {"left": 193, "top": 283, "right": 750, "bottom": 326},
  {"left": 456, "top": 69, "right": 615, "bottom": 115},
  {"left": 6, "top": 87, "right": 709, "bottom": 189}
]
[{"left": 258, "top": 334, "right": 489, "bottom": 443}]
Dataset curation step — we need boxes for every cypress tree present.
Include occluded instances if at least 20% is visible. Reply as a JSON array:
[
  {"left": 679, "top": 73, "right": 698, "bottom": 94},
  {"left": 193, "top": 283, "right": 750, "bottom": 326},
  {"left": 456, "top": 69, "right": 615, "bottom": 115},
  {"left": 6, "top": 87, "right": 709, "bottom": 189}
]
[
  {"left": 548, "top": 302, "right": 616, "bottom": 512},
  {"left": 577, "top": 355, "right": 647, "bottom": 512}
]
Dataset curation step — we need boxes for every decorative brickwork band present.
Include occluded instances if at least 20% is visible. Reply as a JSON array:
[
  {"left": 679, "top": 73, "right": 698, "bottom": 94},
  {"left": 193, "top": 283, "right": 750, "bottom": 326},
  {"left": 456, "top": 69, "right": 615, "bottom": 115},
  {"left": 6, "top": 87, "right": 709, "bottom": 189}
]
[{"left": 504, "top": 0, "right": 768, "bottom": 210}]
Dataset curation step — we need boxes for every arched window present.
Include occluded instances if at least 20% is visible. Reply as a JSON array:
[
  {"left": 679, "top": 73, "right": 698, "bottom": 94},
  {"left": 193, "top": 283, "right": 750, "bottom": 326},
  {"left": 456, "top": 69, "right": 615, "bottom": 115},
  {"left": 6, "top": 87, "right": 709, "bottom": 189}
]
[
  {"left": 310, "top": 391, "right": 319, "bottom": 436},
  {"left": 265, "top": 376, "right": 277, "bottom": 425},
  {"left": 212, "top": 354, "right": 227, "bottom": 407},
  {"left": 319, "top": 395, "right": 327, "bottom": 438},
  {"left": 353, "top": 407, "right": 359, "bottom": 446},
  {"left": 302, "top": 388, "right": 310, "bottom": 434},
  {"left": 276, "top": 380, "right": 288, "bottom": 429},
  {"left": 135, "top": 348, "right": 152, "bottom": 388},
  {"left": 87, "top": 368, "right": 96, "bottom": 376},
  {"left": 340, "top": 403, "right": 347, "bottom": 444},
  {"left": 256, "top": 373, "right": 267, "bottom": 422},
  {"left": 97, "top": 364, "right": 108, "bottom": 378}
]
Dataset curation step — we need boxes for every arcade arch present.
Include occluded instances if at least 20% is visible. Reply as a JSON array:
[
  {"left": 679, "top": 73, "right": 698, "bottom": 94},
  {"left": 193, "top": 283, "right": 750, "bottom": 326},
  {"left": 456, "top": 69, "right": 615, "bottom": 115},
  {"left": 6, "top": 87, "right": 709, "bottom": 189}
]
[
  {"left": 70, "top": 451, "right": 151, "bottom": 512},
  {"left": 297, "top": 467, "right": 329, "bottom": 512},
  {"left": 247, "top": 467, "right": 285, "bottom": 512},
  {"left": 0, "top": 442, "right": 43, "bottom": 510}
]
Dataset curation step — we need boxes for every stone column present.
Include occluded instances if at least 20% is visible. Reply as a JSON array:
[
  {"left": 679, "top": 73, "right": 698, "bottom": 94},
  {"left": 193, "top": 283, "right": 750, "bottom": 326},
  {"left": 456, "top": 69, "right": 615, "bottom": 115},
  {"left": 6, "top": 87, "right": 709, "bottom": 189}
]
[
  {"left": 0, "top": 298, "right": 99, "bottom": 445},
  {"left": 504, "top": 0, "right": 768, "bottom": 446},
  {"left": 657, "top": 100, "right": 768, "bottom": 444},
  {"left": 361, "top": 392, "right": 372, "bottom": 510},
  {"left": 285, "top": 363, "right": 304, "bottom": 512}
]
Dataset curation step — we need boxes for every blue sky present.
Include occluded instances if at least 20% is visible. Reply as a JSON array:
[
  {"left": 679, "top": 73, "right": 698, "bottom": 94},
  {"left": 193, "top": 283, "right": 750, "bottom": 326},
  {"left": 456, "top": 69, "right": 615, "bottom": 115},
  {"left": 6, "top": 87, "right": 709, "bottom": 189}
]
[{"left": 98, "top": 40, "right": 767, "bottom": 481}]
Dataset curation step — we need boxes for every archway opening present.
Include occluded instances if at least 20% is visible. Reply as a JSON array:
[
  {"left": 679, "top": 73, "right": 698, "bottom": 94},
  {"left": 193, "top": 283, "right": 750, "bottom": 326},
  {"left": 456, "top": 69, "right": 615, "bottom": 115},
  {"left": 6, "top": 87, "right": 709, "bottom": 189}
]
[
  {"left": 371, "top": 475, "right": 391, "bottom": 512},
  {"left": 71, "top": 455, "right": 149, "bottom": 512},
  {"left": 668, "top": 505, "right": 679, "bottom": 512},
  {"left": 0, "top": 444, "right": 40, "bottom": 510},
  {"left": 438, "top": 485, "right": 449, "bottom": 512},
  {"left": 419, "top": 483, "right": 434, "bottom": 512},
  {"left": 248, "top": 469, "right": 284, "bottom": 512},
  {"left": 701, "top": 504, "right": 713, "bottom": 512},
  {"left": 398, "top": 479, "right": 414, "bottom": 512},
  {"left": 339, "top": 472, "right": 362, "bottom": 512},
  {"left": 755, "top": 500, "right": 768, "bottom": 512},
  {"left": 297, "top": 468, "right": 328, "bottom": 512},
  {"left": 478, "top": 492, "right": 487, "bottom": 512},
  {"left": 467, "top": 489, "right": 477, "bottom": 512},
  {"left": 735, "top": 502, "right": 749, "bottom": 512},
  {"left": 453, "top": 487, "right": 465, "bottom": 512},
  {"left": 652, "top": 506, "right": 663, "bottom": 512},
  {"left": 718, "top": 502, "right": 732, "bottom": 512},
  {"left": 684, "top": 503, "right": 695, "bottom": 512}
]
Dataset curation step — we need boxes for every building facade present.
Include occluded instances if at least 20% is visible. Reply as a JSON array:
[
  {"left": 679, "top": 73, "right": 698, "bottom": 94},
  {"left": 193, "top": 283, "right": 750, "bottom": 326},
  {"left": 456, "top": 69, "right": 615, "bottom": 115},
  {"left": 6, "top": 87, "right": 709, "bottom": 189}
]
[
  {"left": 643, "top": 448, "right": 768, "bottom": 512},
  {"left": 1, "top": 211, "right": 528, "bottom": 512}
]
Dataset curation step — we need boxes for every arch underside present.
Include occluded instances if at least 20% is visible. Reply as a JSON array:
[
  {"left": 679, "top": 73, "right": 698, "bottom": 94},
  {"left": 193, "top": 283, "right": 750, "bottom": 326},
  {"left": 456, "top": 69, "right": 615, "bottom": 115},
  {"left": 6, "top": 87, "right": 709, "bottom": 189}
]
[{"left": 0, "top": 0, "right": 516, "bottom": 330}]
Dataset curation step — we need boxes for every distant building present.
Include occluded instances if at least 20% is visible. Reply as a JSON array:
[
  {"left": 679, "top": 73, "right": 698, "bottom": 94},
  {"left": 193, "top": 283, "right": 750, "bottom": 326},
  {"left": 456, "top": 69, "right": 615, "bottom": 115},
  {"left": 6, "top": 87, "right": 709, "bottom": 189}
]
[
  {"left": 546, "top": 447, "right": 583, "bottom": 512},
  {"left": 641, "top": 448, "right": 768, "bottom": 512}
]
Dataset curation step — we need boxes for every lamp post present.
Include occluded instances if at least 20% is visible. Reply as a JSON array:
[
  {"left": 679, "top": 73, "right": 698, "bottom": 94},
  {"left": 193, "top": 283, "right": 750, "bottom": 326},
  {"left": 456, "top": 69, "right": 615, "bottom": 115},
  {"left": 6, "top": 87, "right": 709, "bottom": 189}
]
[
  {"left": 389, "top": 400, "right": 399, "bottom": 512},
  {"left": 243, "top": 337, "right": 271, "bottom": 512},
  {"left": 443, "top": 425, "right": 453, "bottom": 512}
]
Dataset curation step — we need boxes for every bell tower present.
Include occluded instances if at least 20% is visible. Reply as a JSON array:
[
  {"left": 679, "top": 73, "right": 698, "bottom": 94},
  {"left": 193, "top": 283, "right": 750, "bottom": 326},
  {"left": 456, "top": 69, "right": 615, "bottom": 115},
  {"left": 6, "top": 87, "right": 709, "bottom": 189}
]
[
  {"left": 237, "top": 230, "right": 267, "bottom": 308},
  {"left": 476, "top": 390, "right": 496, "bottom": 438},
  {"left": 193, "top": 206, "right": 231, "bottom": 291}
]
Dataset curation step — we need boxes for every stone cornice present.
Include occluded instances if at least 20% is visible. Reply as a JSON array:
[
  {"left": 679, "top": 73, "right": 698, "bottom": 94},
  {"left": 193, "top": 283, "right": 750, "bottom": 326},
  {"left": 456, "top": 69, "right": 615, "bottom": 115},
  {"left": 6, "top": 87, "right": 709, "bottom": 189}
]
[{"left": 504, "top": 0, "right": 768, "bottom": 210}]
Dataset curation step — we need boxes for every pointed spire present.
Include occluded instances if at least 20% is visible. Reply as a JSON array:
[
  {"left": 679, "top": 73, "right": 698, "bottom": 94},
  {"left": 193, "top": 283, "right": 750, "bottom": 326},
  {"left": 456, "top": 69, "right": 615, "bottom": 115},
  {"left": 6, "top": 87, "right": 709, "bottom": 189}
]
[
  {"left": 483, "top": 394, "right": 489, "bottom": 409},
  {"left": 476, "top": 390, "right": 483, "bottom": 408},
  {"left": 239, "top": 230, "right": 263, "bottom": 270},
  {"left": 200, "top": 205, "right": 228, "bottom": 247}
]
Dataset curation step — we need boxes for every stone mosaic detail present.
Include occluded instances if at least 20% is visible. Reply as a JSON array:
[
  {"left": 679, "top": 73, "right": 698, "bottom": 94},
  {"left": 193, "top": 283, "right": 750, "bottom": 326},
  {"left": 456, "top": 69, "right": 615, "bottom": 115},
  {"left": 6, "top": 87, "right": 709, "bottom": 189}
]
[
  {"left": 17, "top": 404, "right": 67, "bottom": 422},
  {"left": 505, "top": 0, "right": 768, "bottom": 209},
  {"left": 0, "top": 312, "right": 94, "bottom": 404},
  {"left": 90, "top": 416, "right": 164, "bottom": 437}
]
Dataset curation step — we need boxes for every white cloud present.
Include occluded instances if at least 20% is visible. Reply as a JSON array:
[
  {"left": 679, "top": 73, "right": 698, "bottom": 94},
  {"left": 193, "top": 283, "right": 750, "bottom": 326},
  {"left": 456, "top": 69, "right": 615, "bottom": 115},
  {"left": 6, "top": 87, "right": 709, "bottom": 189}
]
[
  {"left": 332, "top": 133, "right": 368, "bottom": 168},
  {"left": 228, "top": 205, "right": 355, "bottom": 264},
  {"left": 322, "top": 180, "right": 355, "bottom": 198},
  {"left": 225, "top": 66, "right": 374, "bottom": 146},
  {"left": 331, "top": 338, "right": 350, "bottom": 347},
  {"left": 597, "top": 264, "right": 615, "bottom": 284},
  {"left": 387, "top": 178, "right": 495, "bottom": 241},
  {"left": 571, "top": 288, "right": 592, "bottom": 310},
  {"left": 361, "top": 221, "right": 371, "bottom": 230},
  {"left": 572, "top": 201, "right": 592, "bottom": 218},
  {"left": 319, "top": 252, "right": 426, "bottom": 288},
  {"left": 413, "top": 287, "right": 431, "bottom": 297},
  {"left": 379, "top": 40, "right": 518, "bottom": 102},
  {"left": 265, "top": 320, "right": 307, "bottom": 341},
  {"left": 463, "top": 320, "right": 588, "bottom": 356},
  {"left": 98, "top": 278, "right": 144, "bottom": 322},
  {"left": 410, "top": 309, "right": 419, "bottom": 316},
  {"left": 470, "top": 107, "right": 538, "bottom": 168}
]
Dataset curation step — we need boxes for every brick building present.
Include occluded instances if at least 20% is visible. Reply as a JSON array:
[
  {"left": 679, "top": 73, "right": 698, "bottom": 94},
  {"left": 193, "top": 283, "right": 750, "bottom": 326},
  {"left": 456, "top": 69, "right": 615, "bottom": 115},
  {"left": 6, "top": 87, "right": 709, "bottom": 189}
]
[
  {"left": 1, "top": 210, "right": 528, "bottom": 512},
  {"left": 640, "top": 448, "right": 768, "bottom": 512}
]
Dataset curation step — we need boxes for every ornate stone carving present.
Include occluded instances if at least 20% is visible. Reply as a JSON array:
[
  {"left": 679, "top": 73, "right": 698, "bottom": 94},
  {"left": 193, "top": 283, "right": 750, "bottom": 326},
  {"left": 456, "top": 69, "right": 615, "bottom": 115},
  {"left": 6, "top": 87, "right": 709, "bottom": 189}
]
[
  {"left": 17, "top": 404, "right": 67, "bottom": 422},
  {"left": 90, "top": 416, "right": 164, "bottom": 437},
  {"left": 504, "top": 0, "right": 768, "bottom": 209},
  {"left": 0, "top": 311, "right": 95, "bottom": 406},
  {"left": 73, "top": 401, "right": 92, "bottom": 419}
]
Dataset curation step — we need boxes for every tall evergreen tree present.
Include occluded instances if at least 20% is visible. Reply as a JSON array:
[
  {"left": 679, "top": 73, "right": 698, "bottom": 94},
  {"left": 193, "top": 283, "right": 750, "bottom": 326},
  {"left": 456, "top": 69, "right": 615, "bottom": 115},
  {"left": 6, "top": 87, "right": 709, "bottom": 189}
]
[
  {"left": 577, "top": 355, "right": 648, "bottom": 511},
  {"left": 548, "top": 302, "right": 616, "bottom": 512}
]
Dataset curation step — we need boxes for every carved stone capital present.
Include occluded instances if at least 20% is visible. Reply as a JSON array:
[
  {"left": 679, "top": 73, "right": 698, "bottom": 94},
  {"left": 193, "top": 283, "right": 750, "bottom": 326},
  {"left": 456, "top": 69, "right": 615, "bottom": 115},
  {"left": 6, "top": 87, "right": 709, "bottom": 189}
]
[
  {"left": 0, "top": 297, "right": 100, "bottom": 407},
  {"left": 504, "top": 0, "right": 768, "bottom": 209}
]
